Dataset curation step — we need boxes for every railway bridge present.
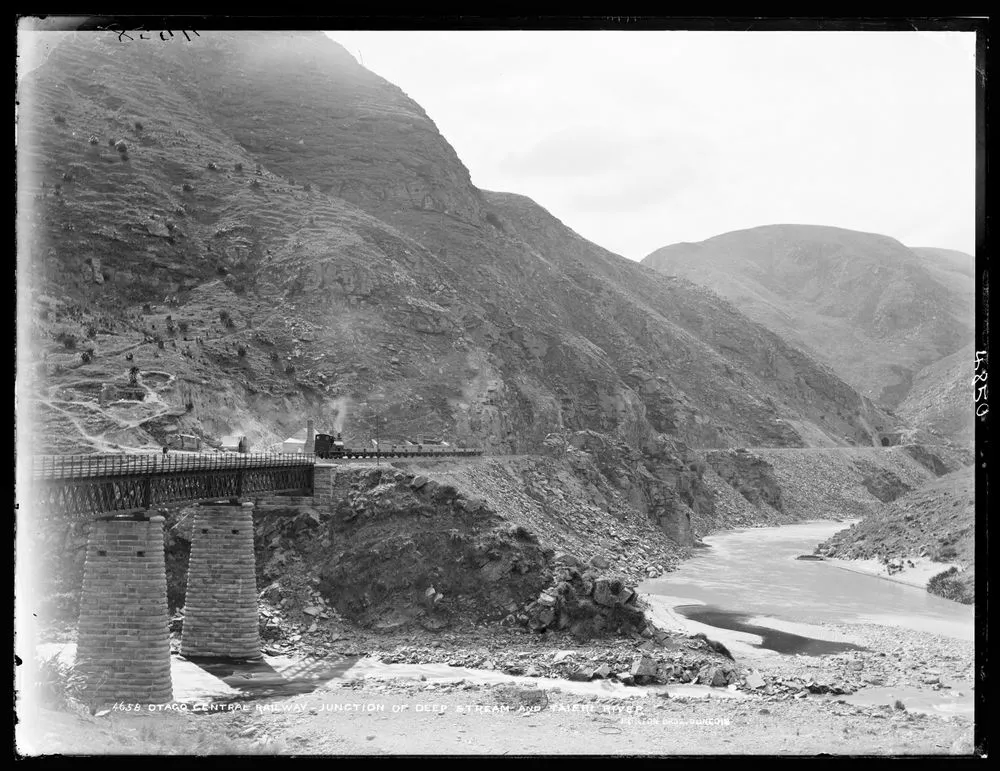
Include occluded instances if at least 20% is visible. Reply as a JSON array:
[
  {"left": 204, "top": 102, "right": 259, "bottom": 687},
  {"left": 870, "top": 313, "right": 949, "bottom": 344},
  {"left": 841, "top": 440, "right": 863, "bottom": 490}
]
[{"left": 25, "top": 452, "right": 346, "bottom": 706}]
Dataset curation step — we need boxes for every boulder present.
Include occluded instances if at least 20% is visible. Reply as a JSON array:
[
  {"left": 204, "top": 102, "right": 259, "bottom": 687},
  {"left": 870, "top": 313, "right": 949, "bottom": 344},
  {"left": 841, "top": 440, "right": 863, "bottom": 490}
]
[
  {"left": 631, "top": 654, "right": 658, "bottom": 678},
  {"left": 593, "top": 663, "right": 612, "bottom": 679},
  {"left": 744, "top": 670, "right": 766, "bottom": 689},
  {"left": 593, "top": 578, "right": 623, "bottom": 607},
  {"left": 554, "top": 552, "right": 583, "bottom": 568}
]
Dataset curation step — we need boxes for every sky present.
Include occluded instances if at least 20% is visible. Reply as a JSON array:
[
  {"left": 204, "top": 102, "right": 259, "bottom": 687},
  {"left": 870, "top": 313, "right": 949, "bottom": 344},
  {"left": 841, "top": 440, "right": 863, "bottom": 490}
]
[{"left": 326, "top": 31, "right": 976, "bottom": 260}]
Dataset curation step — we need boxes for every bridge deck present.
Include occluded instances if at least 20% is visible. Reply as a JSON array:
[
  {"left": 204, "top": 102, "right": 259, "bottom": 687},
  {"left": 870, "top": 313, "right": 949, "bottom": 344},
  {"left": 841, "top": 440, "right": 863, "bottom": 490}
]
[{"left": 29, "top": 452, "right": 315, "bottom": 480}]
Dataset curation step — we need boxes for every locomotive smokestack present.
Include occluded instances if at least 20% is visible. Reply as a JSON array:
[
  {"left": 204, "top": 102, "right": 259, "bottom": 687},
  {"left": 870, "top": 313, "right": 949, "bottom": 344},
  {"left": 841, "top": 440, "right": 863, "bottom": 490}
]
[{"left": 305, "top": 419, "right": 315, "bottom": 454}]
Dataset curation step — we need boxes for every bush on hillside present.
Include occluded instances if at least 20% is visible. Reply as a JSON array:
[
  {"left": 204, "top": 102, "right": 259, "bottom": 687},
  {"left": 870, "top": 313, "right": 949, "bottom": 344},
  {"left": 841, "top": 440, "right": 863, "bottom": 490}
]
[{"left": 927, "top": 567, "right": 973, "bottom": 604}]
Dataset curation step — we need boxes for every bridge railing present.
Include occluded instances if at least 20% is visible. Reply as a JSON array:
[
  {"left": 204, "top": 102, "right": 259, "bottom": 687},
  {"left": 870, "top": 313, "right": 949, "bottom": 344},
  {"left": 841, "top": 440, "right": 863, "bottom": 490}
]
[{"left": 29, "top": 452, "right": 317, "bottom": 480}]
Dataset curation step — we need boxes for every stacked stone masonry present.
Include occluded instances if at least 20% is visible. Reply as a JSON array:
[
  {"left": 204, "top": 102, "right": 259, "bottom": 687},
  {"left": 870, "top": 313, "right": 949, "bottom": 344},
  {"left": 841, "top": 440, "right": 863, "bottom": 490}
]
[
  {"left": 254, "top": 495, "right": 316, "bottom": 510},
  {"left": 75, "top": 517, "right": 172, "bottom": 704},
  {"left": 181, "top": 504, "right": 262, "bottom": 659},
  {"left": 312, "top": 465, "right": 337, "bottom": 501}
]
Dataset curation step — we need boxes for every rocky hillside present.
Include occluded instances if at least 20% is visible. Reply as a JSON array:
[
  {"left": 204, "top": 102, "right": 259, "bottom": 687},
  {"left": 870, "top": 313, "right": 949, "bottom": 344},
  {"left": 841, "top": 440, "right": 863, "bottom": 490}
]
[
  {"left": 642, "top": 226, "right": 975, "bottom": 437},
  {"left": 897, "top": 343, "right": 976, "bottom": 446},
  {"left": 815, "top": 466, "right": 975, "bottom": 603},
  {"left": 19, "top": 30, "right": 899, "bottom": 460}
]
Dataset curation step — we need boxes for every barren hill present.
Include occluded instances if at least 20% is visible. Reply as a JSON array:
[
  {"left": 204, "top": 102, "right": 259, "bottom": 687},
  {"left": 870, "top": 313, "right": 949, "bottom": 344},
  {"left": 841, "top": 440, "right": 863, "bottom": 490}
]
[
  {"left": 18, "top": 31, "right": 899, "bottom": 461},
  {"left": 642, "top": 226, "right": 975, "bottom": 427}
]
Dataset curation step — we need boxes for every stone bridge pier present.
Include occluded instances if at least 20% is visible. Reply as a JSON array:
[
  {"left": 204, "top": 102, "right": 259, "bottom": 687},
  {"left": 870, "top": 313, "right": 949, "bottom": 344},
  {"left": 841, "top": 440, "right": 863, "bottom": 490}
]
[
  {"left": 76, "top": 501, "right": 264, "bottom": 705},
  {"left": 76, "top": 515, "right": 173, "bottom": 705},
  {"left": 180, "top": 503, "right": 261, "bottom": 659}
]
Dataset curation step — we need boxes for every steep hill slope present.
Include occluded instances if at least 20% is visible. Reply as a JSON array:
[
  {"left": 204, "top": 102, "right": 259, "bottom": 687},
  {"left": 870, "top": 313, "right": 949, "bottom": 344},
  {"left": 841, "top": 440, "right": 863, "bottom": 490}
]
[
  {"left": 897, "top": 343, "right": 976, "bottom": 446},
  {"left": 642, "top": 226, "right": 975, "bottom": 425},
  {"left": 815, "top": 466, "right": 975, "bottom": 603},
  {"left": 18, "top": 30, "right": 898, "bottom": 461}
]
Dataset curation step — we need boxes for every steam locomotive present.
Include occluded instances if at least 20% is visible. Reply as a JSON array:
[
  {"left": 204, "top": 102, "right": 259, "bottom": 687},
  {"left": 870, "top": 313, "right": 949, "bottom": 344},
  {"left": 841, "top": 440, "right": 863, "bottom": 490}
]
[{"left": 313, "top": 433, "right": 483, "bottom": 459}]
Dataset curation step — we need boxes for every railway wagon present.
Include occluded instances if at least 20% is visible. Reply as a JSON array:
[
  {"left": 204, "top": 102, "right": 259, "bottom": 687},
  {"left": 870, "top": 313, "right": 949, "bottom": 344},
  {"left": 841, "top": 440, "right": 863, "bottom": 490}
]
[{"left": 313, "top": 433, "right": 483, "bottom": 459}]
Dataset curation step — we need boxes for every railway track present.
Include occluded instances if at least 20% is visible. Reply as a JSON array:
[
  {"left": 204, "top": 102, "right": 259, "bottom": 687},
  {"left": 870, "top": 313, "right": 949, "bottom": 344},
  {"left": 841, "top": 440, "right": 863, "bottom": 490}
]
[{"left": 25, "top": 447, "right": 484, "bottom": 480}]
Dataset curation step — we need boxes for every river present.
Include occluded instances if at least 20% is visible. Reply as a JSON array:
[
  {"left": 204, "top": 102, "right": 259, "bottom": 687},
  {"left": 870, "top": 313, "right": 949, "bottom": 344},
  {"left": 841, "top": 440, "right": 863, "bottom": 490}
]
[{"left": 640, "top": 520, "right": 973, "bottom": 652}]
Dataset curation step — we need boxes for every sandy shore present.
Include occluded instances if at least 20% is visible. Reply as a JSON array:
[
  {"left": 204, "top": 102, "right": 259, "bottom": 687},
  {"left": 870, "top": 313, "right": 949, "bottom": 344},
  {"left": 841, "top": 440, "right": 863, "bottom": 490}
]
[{"left": 822, "top": 556, "right": 961, "bottom": 590}]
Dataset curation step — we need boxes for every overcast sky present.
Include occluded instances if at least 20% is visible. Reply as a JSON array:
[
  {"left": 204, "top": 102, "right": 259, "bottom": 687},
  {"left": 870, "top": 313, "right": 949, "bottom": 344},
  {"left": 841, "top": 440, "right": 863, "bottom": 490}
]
[{"left": 327, "top": 31, "right": 976, "bottom": 260}]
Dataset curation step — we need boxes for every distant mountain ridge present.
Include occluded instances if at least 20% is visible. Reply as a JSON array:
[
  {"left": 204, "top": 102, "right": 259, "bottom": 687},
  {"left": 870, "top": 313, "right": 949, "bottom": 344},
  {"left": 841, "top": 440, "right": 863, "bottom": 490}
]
[{"left": 642, "top": 225, "right": 975, "bottom": 443}]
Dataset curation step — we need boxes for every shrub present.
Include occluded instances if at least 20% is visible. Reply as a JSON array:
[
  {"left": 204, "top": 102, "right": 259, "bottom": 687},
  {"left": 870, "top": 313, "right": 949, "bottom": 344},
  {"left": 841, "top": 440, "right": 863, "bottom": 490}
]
[
  {"left": 935, "top": 544, "right": 959, "bottom": 562},
  {"left": 284, "top": 364, "right": 296, "bottom": 375},
  {"left": 55, "top": 332, "right": 77, "bottom": 350},
  {"left": 80, "top": 349, "right": 94, "bottom": 364},
  {"left": 219, "top": 310, "right": 230, "bottom": 323},
  {"left": 237, "top": 345, "right": 247, "bottom": 358},
  {"left": 88, "top": 135, "right": 100, "bottom": 145},
  {"left": 134, "top": 121, "right": 144, "bottom": 131},
  {"left": 485, "top": 211, "right": 504, "bottom": 230},
  {"left": 234, "top": 162, "right": 243, "bottom": 172},
  {"left": 182, "top": 182, "right": 193, "bottom": 192},
  {"left": 128, "top": 365, "right": 140, "bottom": 385},
  {"left": 86, "top": 326, "right": 97, "bottom": 339},
  {"left": 269, "top": 351, "right": 280, "bottom": 362},
  {"left": 142, "top": 303, "right": 152, "bottom": 314},
  {"left": 178, "top": 321, "right": 189, "bottom": 334},
  {"left": 115, "top": 140, "right": 127, "bottom": 153},
  {"left": 250, "top": 179, "right": 261, "bottom": 188},
  {"left": 54, "top": 114, "right": 66, "bottom": 124},
  {"left": 927, "top": 567, "right": 973, "bottom": 604},
  {"left": 62, "top": 172, "right": 74, "bottom": 182},
  {"left": 157, "top": 339, "right": 165, "bottom": 350},
  {"left": 207, "top": 161, "right": 219, "bottom": 171},
  {"left": 35, "top": 653, "right": 86, "bottom": 711}
]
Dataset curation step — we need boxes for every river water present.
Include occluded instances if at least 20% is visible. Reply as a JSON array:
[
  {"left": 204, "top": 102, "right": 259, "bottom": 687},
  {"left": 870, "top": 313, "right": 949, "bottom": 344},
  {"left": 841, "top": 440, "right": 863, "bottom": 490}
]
[
  {"left": 639, "top": 519, "right": 975, "bottom": 716},
  {"left": 639, "top": 520, "right": 973, "bottom": 647}
]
